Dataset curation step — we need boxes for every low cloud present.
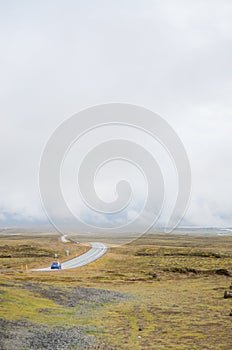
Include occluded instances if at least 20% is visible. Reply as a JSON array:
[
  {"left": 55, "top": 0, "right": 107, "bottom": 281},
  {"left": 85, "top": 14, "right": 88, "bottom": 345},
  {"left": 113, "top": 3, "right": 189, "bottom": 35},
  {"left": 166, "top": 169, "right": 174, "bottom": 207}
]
[{"left": 0, "top": 1, "right": 232, "bottom": 229}]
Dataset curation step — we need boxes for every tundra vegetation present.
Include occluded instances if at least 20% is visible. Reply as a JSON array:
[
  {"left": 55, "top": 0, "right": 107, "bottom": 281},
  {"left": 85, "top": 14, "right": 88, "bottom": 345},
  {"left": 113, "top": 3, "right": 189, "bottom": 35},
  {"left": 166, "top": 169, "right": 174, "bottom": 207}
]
[{"left": 0, "top": 232, "right": 232, "bottom": 349}]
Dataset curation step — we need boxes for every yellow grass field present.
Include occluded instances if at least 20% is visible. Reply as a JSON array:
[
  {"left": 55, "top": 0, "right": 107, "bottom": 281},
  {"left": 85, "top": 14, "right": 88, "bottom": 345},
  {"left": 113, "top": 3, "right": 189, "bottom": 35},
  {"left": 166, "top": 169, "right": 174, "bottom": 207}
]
[{"left": 0, "top": 232, "right": 232, "bottom": 349}]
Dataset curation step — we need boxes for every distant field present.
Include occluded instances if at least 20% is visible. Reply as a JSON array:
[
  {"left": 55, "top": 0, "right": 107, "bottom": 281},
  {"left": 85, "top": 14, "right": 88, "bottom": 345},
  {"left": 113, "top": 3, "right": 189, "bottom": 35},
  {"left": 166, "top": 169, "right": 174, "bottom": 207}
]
[{"left": 0, "top": 232, "right": 232, "bottom": 349}]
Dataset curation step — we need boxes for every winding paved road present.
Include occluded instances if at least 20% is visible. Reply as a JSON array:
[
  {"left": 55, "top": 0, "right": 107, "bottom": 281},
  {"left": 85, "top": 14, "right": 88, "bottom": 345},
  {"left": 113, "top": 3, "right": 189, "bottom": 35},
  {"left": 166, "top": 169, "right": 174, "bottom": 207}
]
[{"left": 34, "top": 242, "right": 107, "bottom": 271}]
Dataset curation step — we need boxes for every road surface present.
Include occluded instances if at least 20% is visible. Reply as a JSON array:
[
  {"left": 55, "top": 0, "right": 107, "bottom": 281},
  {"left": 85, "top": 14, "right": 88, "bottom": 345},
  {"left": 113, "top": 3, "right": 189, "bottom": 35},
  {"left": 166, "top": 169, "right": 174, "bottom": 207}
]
[
  {"left": 34, "top": 242, "right": 107, "bottom": 271},
  {"left": 61, "top": 234, "right": 71, "bottom": 243}
]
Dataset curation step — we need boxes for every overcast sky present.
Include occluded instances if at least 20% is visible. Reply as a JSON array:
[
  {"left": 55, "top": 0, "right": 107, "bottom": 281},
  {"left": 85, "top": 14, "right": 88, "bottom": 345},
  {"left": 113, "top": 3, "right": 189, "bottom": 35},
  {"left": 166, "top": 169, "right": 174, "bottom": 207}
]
[{"left": 0, "top": 0, "right": 232, "bottom": 229}]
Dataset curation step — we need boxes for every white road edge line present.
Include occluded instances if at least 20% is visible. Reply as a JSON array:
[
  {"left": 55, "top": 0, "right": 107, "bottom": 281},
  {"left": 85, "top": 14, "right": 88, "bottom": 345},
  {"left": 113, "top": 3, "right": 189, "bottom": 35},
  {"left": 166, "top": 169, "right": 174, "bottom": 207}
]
[{"left": 33, "top": 241, "right": 108, "bottom": 272}]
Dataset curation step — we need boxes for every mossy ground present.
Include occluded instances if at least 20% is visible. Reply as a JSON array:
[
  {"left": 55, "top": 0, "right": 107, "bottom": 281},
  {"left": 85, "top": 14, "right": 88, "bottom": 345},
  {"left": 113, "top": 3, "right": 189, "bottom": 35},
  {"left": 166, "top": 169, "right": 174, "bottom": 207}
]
[{"left": 0, "top": 232, "right": 232, "bottom": 349}]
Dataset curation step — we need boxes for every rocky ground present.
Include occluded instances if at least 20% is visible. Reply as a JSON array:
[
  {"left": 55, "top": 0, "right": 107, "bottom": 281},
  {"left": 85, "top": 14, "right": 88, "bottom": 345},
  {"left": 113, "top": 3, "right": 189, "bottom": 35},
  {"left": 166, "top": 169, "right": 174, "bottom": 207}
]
[
  {"left": 1, "top": 280, "right": 128, "bottom": 308},
  {"left": 0, "top": 281, "right": 129, "bottom": 350},
  {"left": 0, "top": 319, "right": 93, "bottom": 350}
]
